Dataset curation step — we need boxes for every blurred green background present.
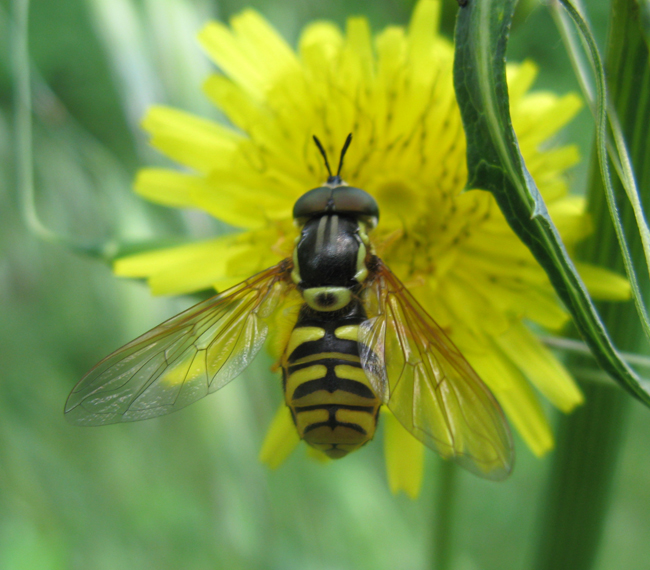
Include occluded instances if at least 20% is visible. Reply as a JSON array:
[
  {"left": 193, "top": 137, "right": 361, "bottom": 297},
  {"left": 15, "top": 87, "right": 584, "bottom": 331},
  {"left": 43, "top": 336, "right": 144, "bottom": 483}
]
[{"left": 2, "top": 0, "right": 649, "bottom": 568}]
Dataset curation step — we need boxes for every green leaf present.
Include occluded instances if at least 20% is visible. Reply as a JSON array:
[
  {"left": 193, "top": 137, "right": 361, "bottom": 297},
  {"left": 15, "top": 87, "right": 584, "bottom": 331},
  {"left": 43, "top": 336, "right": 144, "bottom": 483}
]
[
  {"left": 534, "top": 1, "right": 650, "bottom": 565},
  {"left": 637, "top": 0, "right": 650, "bottom": 52},
  {"left": 452, "top": 0, "right": 650, "bottom": 405},
  {"left": 10, "top": 0, "right": 120, "bottom": 262},
  {"left": 551, "top": 0, "right": 650, "bottom": 351}
]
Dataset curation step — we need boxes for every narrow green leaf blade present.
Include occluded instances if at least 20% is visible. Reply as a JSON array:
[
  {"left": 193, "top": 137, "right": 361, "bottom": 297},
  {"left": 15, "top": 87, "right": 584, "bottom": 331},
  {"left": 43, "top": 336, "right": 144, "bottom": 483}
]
[
  {"left": 637, "top": 0, "right": 650, "bottom": 52},
  {"left": 551, "top": 0, "right": 650, "bottom": 351},
  {"left": 453, "top": 0, "right": 650, "bottom": 405}
]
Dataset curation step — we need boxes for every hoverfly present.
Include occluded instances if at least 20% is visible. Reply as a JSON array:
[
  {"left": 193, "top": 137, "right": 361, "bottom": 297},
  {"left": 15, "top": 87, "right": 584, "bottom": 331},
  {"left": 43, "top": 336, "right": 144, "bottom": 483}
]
[{"left": 66, "top": 135, "right": 514, "bottom": 480}]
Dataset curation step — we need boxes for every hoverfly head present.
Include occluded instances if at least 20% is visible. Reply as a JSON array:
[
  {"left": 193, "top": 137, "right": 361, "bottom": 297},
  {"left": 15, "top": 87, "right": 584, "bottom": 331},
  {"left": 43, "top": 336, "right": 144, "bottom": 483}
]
[{"left": 293, "top": 134, "right": 379, "bottom": 230}]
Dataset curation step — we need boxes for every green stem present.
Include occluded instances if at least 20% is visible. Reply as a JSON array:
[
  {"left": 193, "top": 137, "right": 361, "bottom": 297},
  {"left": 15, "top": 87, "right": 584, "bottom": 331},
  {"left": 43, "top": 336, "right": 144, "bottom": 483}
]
[
  {"left": 432, "top": 461, "right": 457, "bottom": 570},
  {"left": 10, "top": 0, "right": 117, "bottom": 261},
  {"left": 11, "top": 0, "right": 40, "bottom": 238},
  {"left": 534, "top": 380, "right": 629, "bottom": 570},
  {"left": 535, "top": 0, "right": 649, "bottom": 567}
]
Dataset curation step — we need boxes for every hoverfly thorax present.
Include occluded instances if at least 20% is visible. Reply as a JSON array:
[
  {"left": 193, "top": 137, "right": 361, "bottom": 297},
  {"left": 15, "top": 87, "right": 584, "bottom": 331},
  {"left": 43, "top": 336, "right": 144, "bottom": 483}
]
[{"left": 290, "top": 136, "right": 379, "bottom": 313}]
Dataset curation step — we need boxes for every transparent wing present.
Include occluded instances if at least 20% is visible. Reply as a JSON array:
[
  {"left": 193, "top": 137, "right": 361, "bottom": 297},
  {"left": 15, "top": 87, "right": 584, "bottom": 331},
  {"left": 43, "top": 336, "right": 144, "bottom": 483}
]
[
  {"left": 65, "top": 261, "right": 293, "bottom": 425},
  {"left": 359, "top": 259, "right": 514, "bottom": 480}
]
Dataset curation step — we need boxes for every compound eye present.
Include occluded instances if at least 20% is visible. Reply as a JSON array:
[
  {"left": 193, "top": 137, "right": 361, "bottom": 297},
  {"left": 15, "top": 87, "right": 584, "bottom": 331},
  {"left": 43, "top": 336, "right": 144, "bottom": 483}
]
[
  {"left": 293, "top": 187, "right": 331, "bottom": 220},
  {"left": 331, "top": 187, "right": 379, "bottom": 219},
  {"left": 293, "top": 185, "right": 380, "bottom": 220}
]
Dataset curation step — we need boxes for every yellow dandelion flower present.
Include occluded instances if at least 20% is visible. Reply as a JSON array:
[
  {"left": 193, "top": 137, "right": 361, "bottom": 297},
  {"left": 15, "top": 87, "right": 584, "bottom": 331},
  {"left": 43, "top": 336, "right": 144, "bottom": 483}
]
[{"left": 114, "top": 0, "right": 630, "bottom": 497}]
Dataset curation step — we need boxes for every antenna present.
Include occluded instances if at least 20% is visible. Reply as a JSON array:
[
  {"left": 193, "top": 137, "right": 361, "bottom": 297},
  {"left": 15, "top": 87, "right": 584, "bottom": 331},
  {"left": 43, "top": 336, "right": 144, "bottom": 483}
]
[
  {"left": 312, "top": 134, "right": 354, "bottom": 183},
  {"left": 312, "top": 135, "right": 333, "bottom": 178},
  {"left": 336, "top": 133, "right": 353, "bottom": 177}
]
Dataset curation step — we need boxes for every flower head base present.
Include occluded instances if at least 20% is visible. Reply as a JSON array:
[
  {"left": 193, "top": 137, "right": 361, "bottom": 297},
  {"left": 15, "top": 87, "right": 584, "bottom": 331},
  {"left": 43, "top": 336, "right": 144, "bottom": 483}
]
[{"left": 116, "top": 0, "right": 630, "bottom": 496}]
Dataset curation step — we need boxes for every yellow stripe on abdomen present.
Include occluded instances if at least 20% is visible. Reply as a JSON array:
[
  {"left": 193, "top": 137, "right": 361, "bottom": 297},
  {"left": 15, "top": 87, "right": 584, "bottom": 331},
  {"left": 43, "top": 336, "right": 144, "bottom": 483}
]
[
  {"left": 283, "top": 321, "right": 381, "bottom": 459},
  {"left": 285, "top": 326, "right": 325, "bottom": 357}
]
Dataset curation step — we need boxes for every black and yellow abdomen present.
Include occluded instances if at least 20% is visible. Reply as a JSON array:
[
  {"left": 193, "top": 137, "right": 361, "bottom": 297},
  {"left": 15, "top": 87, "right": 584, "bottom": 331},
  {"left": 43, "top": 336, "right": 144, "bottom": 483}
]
[{"left": 282, "top": 303, "right": 380, "bottom": 459}]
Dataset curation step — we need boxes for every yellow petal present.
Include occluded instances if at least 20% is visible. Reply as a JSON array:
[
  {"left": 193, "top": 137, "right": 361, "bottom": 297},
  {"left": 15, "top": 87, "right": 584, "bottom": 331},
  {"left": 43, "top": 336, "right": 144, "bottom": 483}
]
[
  {"left": 136, "top": 147, "right": 296, "bottom": 231},
  {"left": 450, "top": 271, "right": 511, "bottom": 336},
  {"left": 196, "top": 171, "right": 294, "bottom": 229},
  {"left": 142, "top": 106, "right": 241, "bottom": 174},
  {"left": 469, "top": 349, "right": 554, "bottom": 457},
  {"left": 203, "top": 75, "right": 265, "bottom": 133},
  {"left": 526, "top": 145, "right": 581, "bottom": 182},
  {"left": 114, "top": 235, "right": 247, "bottom": 295},
  {"left": 299, "top": 22, "right": 344, "bottom": 70},
  {"left": 225, "top": 242, "right": 282, "bottom": 278},
  {"left": 576, "top": 262, "right": 631, "bottom": 301},
  {"left": 458, "top": 251, "right": 548, "bottom": 286},
  {"left": 514, "top": 92, "right": 583, "bottom": 149},
  {"left": 372, "top": 178, "right": 427, "bottom": 227},
  {"left": 267, "top": 294, "right": 303, "bottom": 361},
  {"left": 203, "top": 77, "right": 316, "bottom": 190},
  {"left": 451, "top": 262, "right": 570, "bottom": 330},
  {"left": 407, "top": 0, "right": 440, "bottom": 79},
  {"left": 375, "top": 26, "right": 406, "bottom": 83},
  {"left": 416, "top": 290, "right": 488, "bottom": 355},
  {"left": 495, "top": 322, "right": 583, "bottom": 412},
  {"left": 114, "top": 237, "right": 229, "bottom": 277},
  {"left": 259, "top": 404, "right": 301, "bottom": 469},
  {"left": 199, "top": 10, "right": 300, "bottom": 99},
  {"left": 230, "top": 10, "right": 300, "bottom": 78},
  {"left": 134, "top": 168, "right": 198, "bottom": 209},
  {"left": 383, "top": 409, "right": 425, "bottom": 499},
  {"left": 199, "top": 20, "right": 264, "bottom": 97},
  {"left": 306, "top": 446, "right": 331, "bottom": 463},
  {"left": 345, "top": 17, "right": 374, "bottom": 85},
  {"left": 507, "top": 287, "right": 570, "bottom": 330},
  {"left": 536, "top": 178, "right": 570, "bottom": 203},
  {"left": 548, "top": 196, "right": 593, "bottom": 243},
  {"left": 463, "top": 225, "right": 534, "bottom": 259},
  {"left": 506, "top": 60, "right": 538, "bottom": 102}
]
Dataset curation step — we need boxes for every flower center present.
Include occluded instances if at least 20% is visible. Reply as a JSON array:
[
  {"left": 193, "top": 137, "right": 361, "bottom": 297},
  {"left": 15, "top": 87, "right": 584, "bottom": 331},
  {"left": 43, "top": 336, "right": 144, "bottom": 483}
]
[{"left": 378, "top": 187, "right": 493, "bottom": 286}]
